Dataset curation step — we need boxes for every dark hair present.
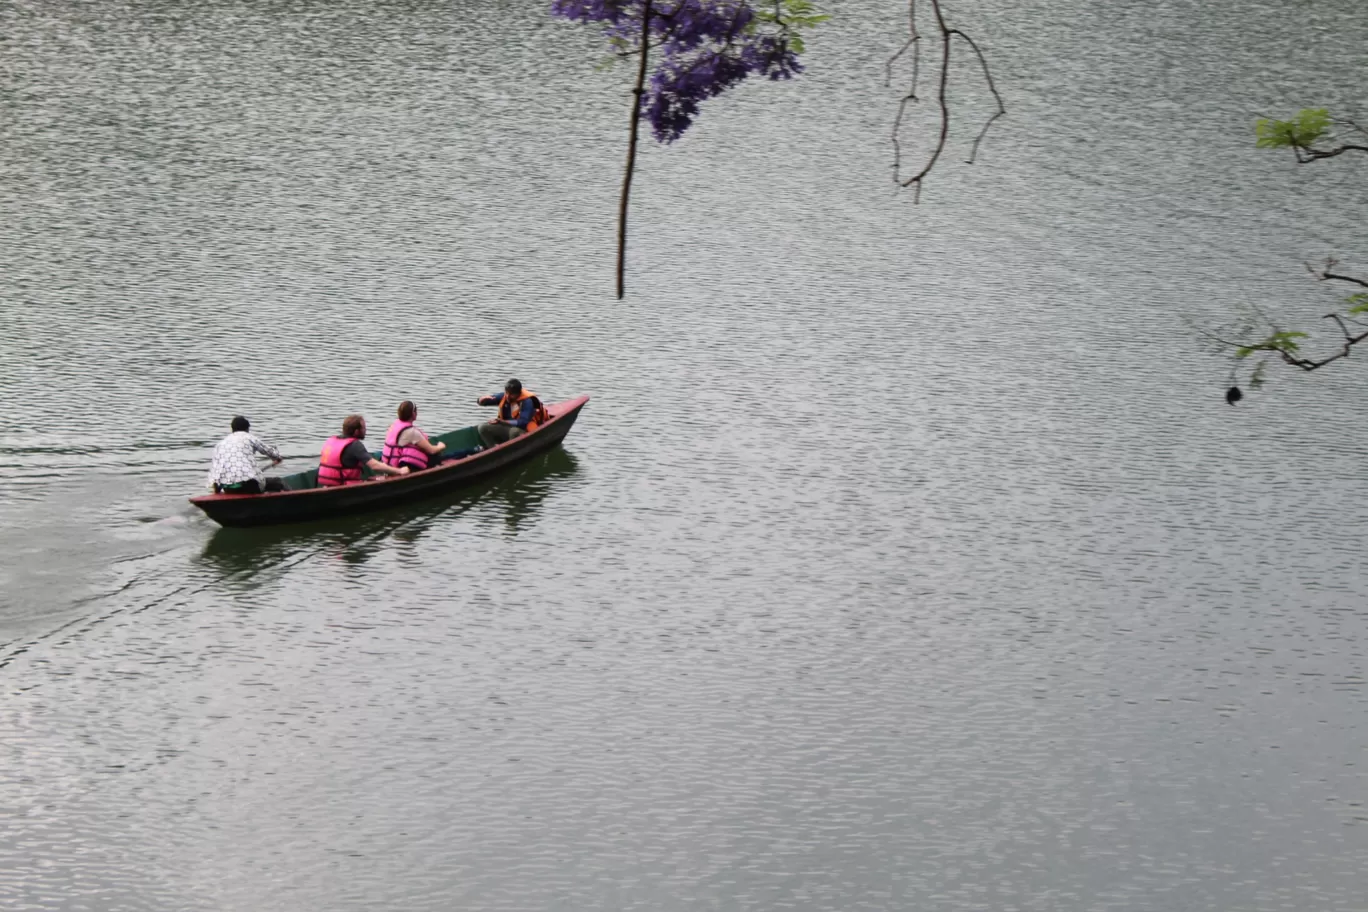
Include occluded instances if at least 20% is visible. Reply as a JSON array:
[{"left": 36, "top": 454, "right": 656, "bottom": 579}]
[
  {"left": 342, "top": 414, "right": 365, "bottom": 438},
  {"left": 397, "top": 400, "right": 416, "bottom": 422},
  {"left": 230, "top": 416, "right": 250, "bottom": 433},
  {"left": 505, "top": 378, "right": 522, "bottom": 396}
]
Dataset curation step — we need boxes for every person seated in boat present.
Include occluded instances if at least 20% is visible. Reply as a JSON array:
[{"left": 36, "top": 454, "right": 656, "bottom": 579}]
[
  {"left": 207, "top": 416, "right": 288, "bottom": 494},
  {"left": 318, "top": 414, "right": 410, "bottom": 486},
  {"left": 381, "top": 400, "right": 447, "bottom": 472},
  {"left": 476, "top": 379, "right": 549, "bottom": 448}
]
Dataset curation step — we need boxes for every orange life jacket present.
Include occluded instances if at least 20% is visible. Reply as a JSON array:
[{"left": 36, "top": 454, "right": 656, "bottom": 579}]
[
  {"left": 318, "top": 436, "right": 363, "bottom": 486},
  {"left": 498, "top": 390, "right": 549, "bottom": 432}
]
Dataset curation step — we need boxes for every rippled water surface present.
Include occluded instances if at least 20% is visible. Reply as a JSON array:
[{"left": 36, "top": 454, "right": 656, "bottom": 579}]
[{"left": 2, "top": 0, "right": 1367, "bottom": 909}]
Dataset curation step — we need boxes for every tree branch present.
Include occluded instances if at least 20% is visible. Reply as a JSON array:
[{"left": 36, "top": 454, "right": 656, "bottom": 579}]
[
  {"left": 885, "top": 0, "right": 919, "bottom": 92},
  {"left": 616, "top": 0, "right": 655, "bottom": 301},
  {"left": 1290, "top": 116, "right": 1368, "bottom": 163},
  {"left": 889, "top": 0, "right": 1003, "bottom": 199},
  {"left": 1222, "top": 113, "right": 1368, "bottom": 394},
  {"left": 888, "top": 0, "right": 920, "bottom": 189},
  {"left": 899, "top": 6, "right": 951, "bottom": 201},
  {"left": 1319, "top": 267, "right": 1368, "bottom": 290},
  {"left": 1295, "top": 143, "right": 1368, "bottom": 162},
  {"left": 1274, "top": 314, "right": 1368, "bottom": 372},
  {"left": 948, "top": 29, "right": 1005, "bottom": 164}
]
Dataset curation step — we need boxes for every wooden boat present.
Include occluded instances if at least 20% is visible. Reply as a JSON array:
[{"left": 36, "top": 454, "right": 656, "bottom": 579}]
[{"left": 190, "top": 395, "right": 589, "bottom": 528}]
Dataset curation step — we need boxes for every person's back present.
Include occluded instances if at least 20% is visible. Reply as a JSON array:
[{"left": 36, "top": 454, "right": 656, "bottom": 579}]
[
  {"left": 317, "top": 434, "right": 364, "bottom": 486},
  {"left": 381, "top": 400, "right": 446, "bottom": 471},
  {"left": 207, "top": 416, "right": 284, "bottom": 494},
  {"left": 318, "top": 414, "right": 411, "bottom": 487}
]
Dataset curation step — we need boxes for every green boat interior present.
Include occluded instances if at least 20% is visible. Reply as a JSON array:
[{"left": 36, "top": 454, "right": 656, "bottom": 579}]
[{"left": 277, "top": 425, "right": 486, "bottom": 491}]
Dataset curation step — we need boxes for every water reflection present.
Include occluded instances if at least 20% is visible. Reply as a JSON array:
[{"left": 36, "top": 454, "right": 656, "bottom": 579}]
[
  {"left": 6, "top": 0, "right": 1368, "bottom": 907},
  {"left": 198, "top": 447, "right": 581, "bottom": 577}
]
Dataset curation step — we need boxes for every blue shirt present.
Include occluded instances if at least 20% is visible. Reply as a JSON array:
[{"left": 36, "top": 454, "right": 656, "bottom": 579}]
[{"left": 485, "top": 392, "right": 536, "bottom": 429}]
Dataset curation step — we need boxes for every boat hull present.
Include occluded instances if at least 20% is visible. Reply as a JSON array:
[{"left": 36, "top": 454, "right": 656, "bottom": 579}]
[{"left": 190, "top": 395, "right": 588, "bottom": 528}]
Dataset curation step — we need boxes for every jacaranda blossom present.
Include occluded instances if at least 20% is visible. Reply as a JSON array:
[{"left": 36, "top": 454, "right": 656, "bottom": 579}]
[{"left": 552, "top": 0, "right": 804, "bottom": 142}]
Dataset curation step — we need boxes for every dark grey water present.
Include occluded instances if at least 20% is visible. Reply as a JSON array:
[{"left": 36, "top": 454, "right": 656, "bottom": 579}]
[{"left": 2, "top": 0, "right": 1366, "bottom": 908}]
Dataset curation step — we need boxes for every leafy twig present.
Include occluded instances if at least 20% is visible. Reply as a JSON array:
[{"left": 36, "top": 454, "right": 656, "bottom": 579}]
[
  {"left": 1221, "top": 267, "right": 1368, "bottom": 377},
  {"left": 1255, "top": 109, "right": 1368, "bottom": 163}
]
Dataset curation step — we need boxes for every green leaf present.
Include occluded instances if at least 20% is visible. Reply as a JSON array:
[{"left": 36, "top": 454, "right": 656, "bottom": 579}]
[
  {"left": 1255, "top": 108, "right": 1331, "bottom": 149},
  {"left": 1264, "top": 330, "right": 1308, "bottom": 353},
  {"left": 1237, "top": 330, "right": 1309, "bottom": 358},
  {"left": 761, "top": 0, "right": 828, "bottom": 33},
  {"left": 1347, "top": 293, "right": 1368, "bottom": 314}
]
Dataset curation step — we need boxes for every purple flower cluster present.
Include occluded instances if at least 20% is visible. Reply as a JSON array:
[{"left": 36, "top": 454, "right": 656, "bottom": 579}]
[{"left": 552, "top": 0, "right": 803, "bottom": 142}]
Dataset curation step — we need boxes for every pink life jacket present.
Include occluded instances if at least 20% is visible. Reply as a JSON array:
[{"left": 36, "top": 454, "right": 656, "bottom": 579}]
[
  {"left": 318, "top": 436, "right": 363, "bottom": 487},
  {"left": 382, "top": 420, "right": 429, "bottom": 471}
]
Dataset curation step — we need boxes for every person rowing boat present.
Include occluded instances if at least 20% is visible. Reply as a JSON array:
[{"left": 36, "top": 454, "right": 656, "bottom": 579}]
[
  {"left": 206, "top": 416, "right": 286, "bottom": 494},
  {"left": 190, "top": 395, "right": 590, "bottom": 525}
]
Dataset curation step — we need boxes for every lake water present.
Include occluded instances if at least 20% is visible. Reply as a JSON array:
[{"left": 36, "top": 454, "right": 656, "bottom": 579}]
[{"left": 1, "top": 0, "right": 1366, "bottom": 909}]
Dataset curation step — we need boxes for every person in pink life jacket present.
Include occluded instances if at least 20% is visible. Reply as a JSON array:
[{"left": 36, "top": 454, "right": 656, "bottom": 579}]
[
  {"left": 317, "top": 414, "right": 410, "bottom": 487},
  {"left": 381, "top": 400, "right": 447, "bottom": 472}
]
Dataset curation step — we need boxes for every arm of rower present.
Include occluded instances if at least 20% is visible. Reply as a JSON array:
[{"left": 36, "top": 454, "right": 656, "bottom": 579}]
[
  {"left": 251, "top": 436, "right": 284, "bottom": 463},
  {"left": 412, "top": 433, "right": 445, "bottom": 455},
  {"left": 367, "top": 457, "right": 409, "bottom": 477}
]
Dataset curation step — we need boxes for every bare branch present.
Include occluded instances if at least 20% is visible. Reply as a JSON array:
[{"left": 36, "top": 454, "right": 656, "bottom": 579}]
[
  {"left": 1336, "top": 117, "right": 1368, "bottom": 142},
  {"left": 1321, "top": 270, "right": 1368, "bottom": 290},
  {"left": 888, "top": 0, "right": 1003, "bottom": 196},
  {"left": 888, "top": 0, "right": 921, "bottom": 188},
  {"left": 1325, "top": 312, "right": 1355, "bottom": 340},
  {"left": 899, "top": 24, "right": 950, "bottom": 193},
  {"left": 616, "top": 0, "right": 655, "bottom": 300},
  {"left": 885, "top": 0, "right": 919, "bottom": 90},
  {"left": 891, "top": 94, "right": 914, "bottom": 188},
  {"left": 1307, "top": 257, "right": 1368, "bottom": 289},
  {"left": 1296, "top": 143, "right": 1368, "bottom": 162},
  {"left": 948, "top": 29, "right": 1005, "bottom": 164}
]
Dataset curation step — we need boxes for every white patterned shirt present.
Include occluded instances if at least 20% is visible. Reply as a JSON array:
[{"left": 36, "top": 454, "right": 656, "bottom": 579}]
[{"left": 206, "top": 432, "right": 282, "bottom": 489}]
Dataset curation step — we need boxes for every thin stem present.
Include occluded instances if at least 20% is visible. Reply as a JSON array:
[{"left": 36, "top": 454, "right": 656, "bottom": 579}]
[
  {"left": 890, "top": 0, "right": 1003, "bottom": 195},
  {"left": 888, "top": 0, "right": 921, "bottom": 186},
  {"left": 900, "top": 0, "right": 950, "bottom": 191},
  {"left": 885, "top": 0, "right": 919, "bottom": 89},
  {"left": 617, "top": 0, "right": 655, "bottom": 300},
  {"left": 1218, "top": 311, "right": 1368, "bottom": 375},
  {"left": 1298, "top": 143, "right": 1368, "bottom": 162},
  {"left": 1322, "top": 270, "right": 1368, "bottom": 290},
  {"left": 949, "top": 29, "right": 1005, "bottom": 163}
]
